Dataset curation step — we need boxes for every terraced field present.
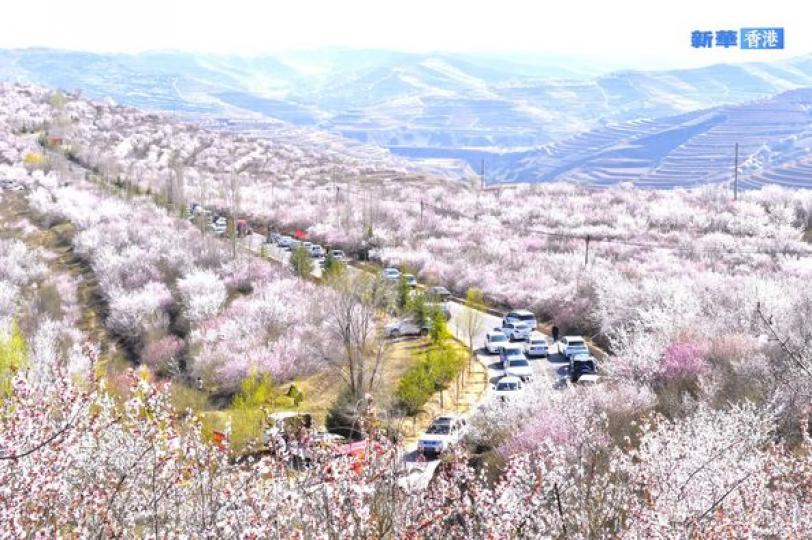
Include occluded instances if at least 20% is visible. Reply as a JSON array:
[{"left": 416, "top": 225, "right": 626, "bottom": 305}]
[{"left": 493, "top": 88, "right": 812, "bottom": 189}]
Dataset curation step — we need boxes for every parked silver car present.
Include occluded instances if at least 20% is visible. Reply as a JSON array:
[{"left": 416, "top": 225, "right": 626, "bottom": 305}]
[{"left": 385, "top": 318, "right": 429, "bottom": 338}]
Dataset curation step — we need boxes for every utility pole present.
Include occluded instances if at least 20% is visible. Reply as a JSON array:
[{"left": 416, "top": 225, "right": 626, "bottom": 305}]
[
  {"left": 480, "top": 159, "right": 485, "bottom": 189},
  {"left": 733, "top": 142, "right": 739, "bottom": 201},
  {"left": 420, "top": 200, "right": 424, "bottom": 223},
  {"left": 584, "top": 235, "right": 591, "bottom": 266}
]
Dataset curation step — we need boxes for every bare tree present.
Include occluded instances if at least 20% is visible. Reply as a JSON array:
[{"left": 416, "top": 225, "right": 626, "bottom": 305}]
[
  {"left": 461, "top": 288, "right": 486, "bottom": 376},
  {"left": 317, "top": 272, "right": 390, "bottom": 404},
  {"left": 165, "top": 158, "right": 185, "bottom": 213},
  {"left": 223, "top": 171, "right": 241, "bottom": 259}
]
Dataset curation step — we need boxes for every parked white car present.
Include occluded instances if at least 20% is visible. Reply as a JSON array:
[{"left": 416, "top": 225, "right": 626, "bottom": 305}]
[
  {"left": 417, "top": 415, "right": 467, "bottom": 457},
  {"left": 569, "top": 353, "right": 598, "bottom": 382},
  {"left": 561, "top": 336, "right": 589, "bottom": 359},
  {"left": 503, "top": 356, "right": 533, "bottom": 381},
  {"left": 397, "top": 464, "right": 434, "bottom": 492},
  {"left": 209, "top": 218, "right": 226, "bottom": 236},
  {"left": 500, "top": 321, "right": 532, "bottom": 341},
  {"left": 492, "top": 376, "right": 524, "bottom": 401},
  {"left": 504, "top": 309, "right": 538, "bottom": 331},
  {"left": 485, "top": 330, "right": 509, "bottom": 354},
  {"left": 385, "top": 319, "right": 429, "bottom": 338},
  {"left": 524, "top": 333, "right": 549, "bottom": 358},
  {"left": 328, "top": 249, "right": 347, "bottom": 262},
  {"left": 556, "top": 372, "right": 602, "bottom": 389},
  {"left": 383, "top": 267, "right": 401, "bottom": 281},
  {"left": 499, "top": 343, "right": 525, "bottom": 363},
  {"left": 309, "top": 244, "right": 325, "bottom": 258},
  {"left": 573, "top": 373, "right": 601, "bottom": 386}
]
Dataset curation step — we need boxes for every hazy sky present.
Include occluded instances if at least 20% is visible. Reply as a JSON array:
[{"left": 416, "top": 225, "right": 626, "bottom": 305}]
[{"left": 1, "top": 0, "right": 809, "bottom": 69}]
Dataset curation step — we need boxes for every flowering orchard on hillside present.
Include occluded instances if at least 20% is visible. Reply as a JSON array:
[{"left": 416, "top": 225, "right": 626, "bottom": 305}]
[{"left": 24, "top": 173, "right": 325, "bottom": 392}]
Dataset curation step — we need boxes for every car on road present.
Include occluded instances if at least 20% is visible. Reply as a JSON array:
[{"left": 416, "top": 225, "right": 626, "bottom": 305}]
[
  {"left": 277, "top": 236, "right": 293, "bottom": 248},
  {"left": 328, "top": 249, "right": 347, "bottom": 262},
  {"left": 500, "top": 321, "right": 532, "bottom": 341},
  {"left": 427, "top": 286, "right": 452, "bottom": 302},
  {"left": 503, "top": 355, "right": 533, "bottom": 381},
  {"left": 499, "top": 343, "right": 525, "bottom": 362},
  {"left": 383, "top": 267, "right": 401, "bottom": 281},
  {"left": 485, "top": 330, "right": 509, "bottom": 354},
  {"left": 555, "top": 372, "right": 602, "bottom": 389},
  {"left": 210, "top": 217, "right": 227, "bottom": 236},
  {"left": 403, "top": 273, "right": 418, "bottom": 288},
  {"left": 560, "top": 336, "right": 589, "bottom": 360},
  {"left": 385, "top": 318, "right": 429, "bottom": 338},
  {"left": 0, "top": 179, "right": 24, "bottom": 191},
  {"left": 492, "top": 376, "right": 525, "bottom": 401},
  {"left": 573, "top": 373, "right": 601, "bottom": 386},
  {"left": 499, "top": 344, "right": 528, "bottom": 374},
  {"left": 524, "top": 333, "right": 549, "bottom": 358},
  {"left": 309, "top": 244, "right": 325, "bottom": 258},
  {"left": 569, "top": 353, "right": 597, "bottom": 382},
  {"left": 397, "top": 463, "right": 435, "bottom": 492},
  {"left": 504, "top": 309, "right": 538, "bottom": 331},
  {"left": 417, "top": 415, "right": 467, "bottom": 458}
]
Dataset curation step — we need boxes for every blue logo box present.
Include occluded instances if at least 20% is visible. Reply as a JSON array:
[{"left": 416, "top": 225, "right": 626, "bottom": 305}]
[{"left": 740, "top": 28, "right": 784, "bottom": 49}]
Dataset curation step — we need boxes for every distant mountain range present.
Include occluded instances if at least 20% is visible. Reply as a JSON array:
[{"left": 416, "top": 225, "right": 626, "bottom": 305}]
[{"left": 1, "top": 48, "right": 812, "bottom": 187}]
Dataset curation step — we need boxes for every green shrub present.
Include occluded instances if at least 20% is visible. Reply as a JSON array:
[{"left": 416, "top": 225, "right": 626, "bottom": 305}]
[
  {"left": 396, "top": 363, "right": 434, "bottom": 415},
  {"left": 394, "top": 343, "right": 465, "bottom": 416},
  {"left": 290, "top": 246, "right": 314, "bottom": 277},
  {"left": 322, "top": 251, "right": 344, "bottom": 280},
  {"left": 429, "top": 307, "right": 449, "bottom": 345},
  {"left": 287, "top": 384, "right": 305, "bottom": 406},
  {"left": 0, "top": 320, "right": 28, "bottom": 399},
  {"left": 228, "top": 372, "right": 281, "bottom": 452},
  {"left": 397, "top": 273, "right": 411, "bottom": 310}
]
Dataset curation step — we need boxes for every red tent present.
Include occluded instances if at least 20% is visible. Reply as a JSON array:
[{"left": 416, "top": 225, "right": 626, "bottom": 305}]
[{"left": 293, "top": 229, "right": 307, "bottom": 240}]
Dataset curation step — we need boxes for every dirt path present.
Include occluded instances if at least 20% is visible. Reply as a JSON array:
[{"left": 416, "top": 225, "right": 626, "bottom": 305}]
[{"left": 0, "top": 191, "right": 127, "bottom": 370}]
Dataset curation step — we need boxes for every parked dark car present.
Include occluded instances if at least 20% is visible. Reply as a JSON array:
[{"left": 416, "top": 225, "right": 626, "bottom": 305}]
[{"left": 427, "top": 286, "right": 452, "bottom": 302}]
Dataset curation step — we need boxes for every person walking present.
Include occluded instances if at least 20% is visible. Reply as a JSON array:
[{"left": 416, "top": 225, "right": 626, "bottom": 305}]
[{"left": 551, "top": 325, "right": 560, "bottom": 355}]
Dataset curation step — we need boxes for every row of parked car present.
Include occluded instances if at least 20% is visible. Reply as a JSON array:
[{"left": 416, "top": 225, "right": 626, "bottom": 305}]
[
  {"left": 483, "top": 310, "right": 601, "bottom": 398},
  {"left": 187, "top": 204, "right": 252, "bottom": 237},
  {"left": 382, "top": 268, "right": 453, "bottom": 300},
  {"left": 267, "top": 232, "right": 349, "bottom": 265}
]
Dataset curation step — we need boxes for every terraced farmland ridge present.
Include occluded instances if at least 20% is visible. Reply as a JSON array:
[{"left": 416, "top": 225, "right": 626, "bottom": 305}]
[{"left": 491, "top": 88, "right": 812, "bottom": 189}]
